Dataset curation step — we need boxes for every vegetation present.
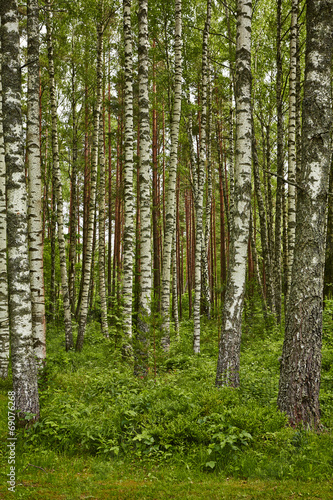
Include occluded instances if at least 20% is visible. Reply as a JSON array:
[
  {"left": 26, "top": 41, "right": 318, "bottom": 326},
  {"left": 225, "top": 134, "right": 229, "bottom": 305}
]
[{"left": 1, "top": 297, "right": 332, "bottom": 497}]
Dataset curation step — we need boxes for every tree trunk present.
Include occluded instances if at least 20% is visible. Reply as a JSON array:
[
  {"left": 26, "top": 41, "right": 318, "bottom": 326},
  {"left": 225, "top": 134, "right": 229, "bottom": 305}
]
[
  {"left": 2, "top": 0, "right": 39, "bottom": 420},
  {"left": 286, "top": 0, "right": 298, "bottom": 305},
  {"left": 215, "top": 0, "right": 252, "bottom": 387},
  {"left": 27, "top": 0, "right": 46, "bottom": 364},
  {"left": 0, "top": 32, "right": 9, "bottom": 379},
  {"left": 135, "top": 0, "right": 151, "bottom": 376},
  {"left": 45, "top": 0, "right": 73, "bottom": 350},
  {"left": 277, "top": 0, "right": 333, "bottom": 428},
  {"left": 76, "top": 20, "right": 103, "bottom": 351},
  {"left": 160, "top": 0, "right": 182, "bottom": 350},
  {"left": 193, "top": 0, "right": 211, "bottom": 354}
]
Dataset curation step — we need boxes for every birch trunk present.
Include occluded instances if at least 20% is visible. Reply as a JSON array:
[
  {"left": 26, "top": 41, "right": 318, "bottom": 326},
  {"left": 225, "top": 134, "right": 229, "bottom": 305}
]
[
  {"left": 215, "top": 0, "right": 252, "bottom": 387},
  {"left": 160, "top": 0, "right": 182, "bottom": 350},
  {"left": 98, "top": 85, "right": 109, "bottom": 338},
  {"left": 286, "top": 0, "right": 298, "bottom": 305},
  {"left": 122, "top": 0, "right": 135, "bottom": 341},
  {"left": 193, "top": 0, "right": 211, "bottom": 354},
  {"left": 277, "top": 0, "right": 333, "bottom": 428},
  {"left": 0, "top": 32, "right": 9, "bottom": 379},
  {"left": 76, "top": 21, "right": 103, "bottom": 351},
  {"left": 27, "top": 0, "right": 46, "bottom": 363},
  {"left": 135, "top": 0, "right": 151, "bottom": 375},
  {"left": 2, "top": 0, "right": 39, "bottom": 420},
  {"left": 45, "top": 0, "right": 73, "bottom": 350}
]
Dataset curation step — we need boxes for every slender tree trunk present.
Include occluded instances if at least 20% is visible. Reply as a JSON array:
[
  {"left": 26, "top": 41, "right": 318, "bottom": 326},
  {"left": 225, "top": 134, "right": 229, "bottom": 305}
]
[
  {"left": 69, "top": 47, "right": 77, "bottom": 316},
  {"left": 27, "top": 0, "right": 46, "bottom": 363},
  {"left": 216, "top": 0, "right": 252, "bottom": 387},
  {"left": 2, "top": 0, "right": 39, "bottom": 420},
  {"left": 277, "top": 0, "right": 333, "bottom": 428},
  {"left": 135, "top": 0, "right": 151, "bottom": 376},
  {"left": 274, "top": 0, "right": 283, "bottom": 323},
  {"left": 122, "top": 0, "right": 135, "bottom": 342},
  {"left": 45, "top": 0, "right": 73, "bottom": 350},
  {"left": 160, "top": 0, "right": 182, "bottom": 350},
  {"left": 286, "top": 0, "right": 298, "bottom": 305},
  {"left": 193, "top": 0, "right": 211, "bottom": 354},
  {"left": 98, "top": 78, "right": 108, "bottom": 338},
  {"left": 76, "top": 21, "right": 103, "bottom": 351},
  {"left": 0, "top": 33, "right": 9, "bottom": 379}
]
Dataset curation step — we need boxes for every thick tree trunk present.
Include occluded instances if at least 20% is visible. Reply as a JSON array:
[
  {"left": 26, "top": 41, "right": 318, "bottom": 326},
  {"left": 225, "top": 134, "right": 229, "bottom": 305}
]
[
  {"left": 277, "top": 0, "right": 333, "bottom": 428},
  {"left": 135, "top": 0, "right": 151, "bottom": 376},
  {"left": 2, "top": 0, "right": 39, "bottom": 420},
  {"left": 122, "top": 0, "right": 135, "bottom": 342},
  {"left": 27, "top": 0, "right": 46, "bottom": 363},
  {"left": 0, "top": 33, "right": 10, "bottom": 379},
  {"left": 45, "top": 0, "right": 73, "bottom": 350},
  {"left": 215, "top": 0, "right": 252, "bottom": 387},
  {"left": 160, "top": 0, "right": 182, "bottom": 350}
]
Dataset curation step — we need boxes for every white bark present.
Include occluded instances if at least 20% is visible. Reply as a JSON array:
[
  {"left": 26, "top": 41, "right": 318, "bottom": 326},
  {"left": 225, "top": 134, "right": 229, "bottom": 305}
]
[
  {"left": 122, "top": 0, "right": 135, "bottom": 341},
  {"left": 45, "top": 0, "right": 73, "bottom": 350},
  {"left": 287, "top": 0, "right": 298, "bottom": 304},
  {"left": 193, "top": 0, "right": 211, "bottom": 354},
  {"left": 160, "top": 0, "right": 182, "bottom": 350},
  {"left": 27, "top": 0, "right": 46, "bottom": 364},
  {"left": 2, "top": 0, "right": 39, "bottom": 420},
  {"left": 135, "top": 0, "right": 151, "bottom": 375},
  {"left": 216, "top": 0, "right": 252, "bottom": 387},
  {"left": 0, "top": 32, "right": 10, "bottom": 379}
]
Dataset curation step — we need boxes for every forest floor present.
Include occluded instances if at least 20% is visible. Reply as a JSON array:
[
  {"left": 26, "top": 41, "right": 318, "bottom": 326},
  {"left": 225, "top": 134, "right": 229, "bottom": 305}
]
[{"left": 1, "top": 303, "right": 333, "bottom": 499}]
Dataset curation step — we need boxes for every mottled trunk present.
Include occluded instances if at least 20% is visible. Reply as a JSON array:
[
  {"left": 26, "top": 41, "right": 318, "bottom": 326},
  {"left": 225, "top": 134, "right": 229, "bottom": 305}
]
[
  {"left": 76, "top": 22, "right": 103, "bottom": 351},
  {"left": 98, "top": 86, "right": 108, "bottom": 338},
  {"left": 274, "top": 0, "right": 283, "bottom": 323},
  {"left": 0, "top": 33, "right": 9, "bottom": 379},
  {"left": 161, "top": 0, "right": 182, "bottom": 350},
  {"left": 277, "top": 0, "right": 333, "bottom": 428},
  {"left": 69, "top": 53, "right": 77, "bottom": 316},
  {"left": 135, "top": 0, "right": 151, "bottom": 376},
  {"left": 216, "top": 0, "right": 252, "bottom": 387},
  {"left": 27, "top": 0, "right": 46, "bottom": 363},
  {"left": 2, "top": 0, "right": 39, "bottom": 419},
  {"left": 122, "top": 0, "right": 135, "bottom": 341},
  {"left": 193, "top": 0, "right": 211, "bottom": 354},
  {"left": 45, "top": 0, "right": 73, "bottom": 350},
  {"left": 286, "top": 0, "right": 298, "bottom": 305}
]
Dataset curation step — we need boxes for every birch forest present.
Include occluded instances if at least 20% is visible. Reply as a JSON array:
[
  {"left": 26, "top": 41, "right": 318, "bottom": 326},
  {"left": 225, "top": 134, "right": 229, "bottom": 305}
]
[{"left": 1, "top": 0, "right": 333, "bottom": 496}]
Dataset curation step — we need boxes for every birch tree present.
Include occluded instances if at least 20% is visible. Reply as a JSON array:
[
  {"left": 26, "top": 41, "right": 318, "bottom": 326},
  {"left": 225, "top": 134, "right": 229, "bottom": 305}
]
[
  {"left": 135, "top": 0, "right": 151, "bottom": 375},
  {"left": 1, "top": 0, "right": 39, "bottom": 420},
  {"left": 160, "top": 0, "right": 182, "bottom": 350},
  {"left": 45, "top": 0, "right": 73, "bottom": 350},
  {"left": 277, "top": 0, "right": 333, "bottom": 428},
  {"left": 0, "top": 32, "right": 9, "bottom": 379},
  {"left": 27, "top": 0, "right": 46, "bottom": 363},
  {"left": 122, "top": 0, "right": 135, "bottom": 343},
  {"left": 193, "top": 0, "right": 211, "bottom": 354},
  {"left": 215, "top": 0, "right": 252, "bottom": 387},
  {"left": 286, "top": 0, "right": 298, "bottom": 304},
  {"left": 76, "top": 18, "right": 103, "bottom": 351}
]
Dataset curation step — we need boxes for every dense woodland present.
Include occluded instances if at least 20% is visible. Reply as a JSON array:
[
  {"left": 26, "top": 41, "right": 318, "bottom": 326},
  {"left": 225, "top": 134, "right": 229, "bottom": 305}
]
[{"left": 1, "top": 0, "right": 333, "bottom": 489}]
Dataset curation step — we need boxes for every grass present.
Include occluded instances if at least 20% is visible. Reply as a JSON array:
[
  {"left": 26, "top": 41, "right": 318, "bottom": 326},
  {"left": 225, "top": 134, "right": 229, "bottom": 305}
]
[{"left": 0, "top": 298, "right": 332, "bottom": 499}]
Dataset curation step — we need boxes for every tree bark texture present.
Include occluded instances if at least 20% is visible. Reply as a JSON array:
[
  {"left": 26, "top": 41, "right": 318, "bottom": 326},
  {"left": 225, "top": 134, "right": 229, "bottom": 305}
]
[
  {"left": 216, "top": 0, "right": 252, "bottom": 387},
  {"left": 277, "top": 0, "right": 333, "bottom": 428},
  {"left": 2, "top": 0, "right": 39, "bottom": 420},
  {"left": 27, "top": 0, "right": 46, "bottom": 363},
  {"left": 45, "top": 0, "right": 73, "bottom": 350},
  {"left": 161, "top": 0, "right": 182, "bottom": 350}
]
